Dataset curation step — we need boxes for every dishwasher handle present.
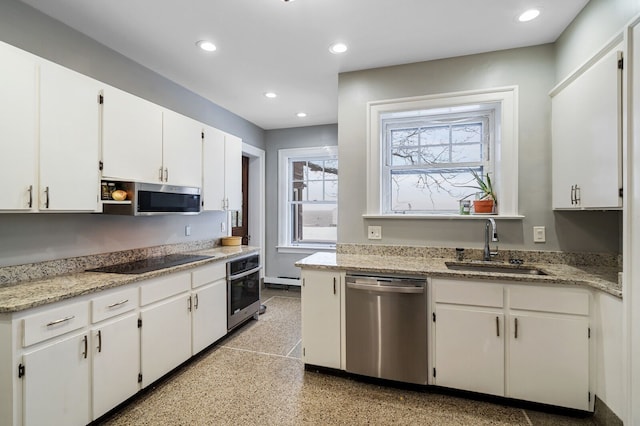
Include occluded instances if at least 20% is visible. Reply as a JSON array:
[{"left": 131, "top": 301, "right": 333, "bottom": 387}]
[{"left": 346, "top": 280, "right": 424, "bottom": 294}]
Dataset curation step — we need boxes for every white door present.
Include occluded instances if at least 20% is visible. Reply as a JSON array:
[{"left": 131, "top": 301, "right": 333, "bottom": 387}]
[
  {"left": 301, "top": 270, "right": 341, "bottom": 369},
  {"left": 92, "top": 313, "right": 140, "bottom": 420},
  {"left": 225, "top": 133, "right": 243, "bottom": 211},
  {"left": 162, "top": 109, "right": 203, "bottom": 187},
  {"left": 140, "top": 295, "right": 192, "bottom": 387},
  {"left": 23, "top": 332, "right": 90, "bottom": 426},
  {"left": 202, "top": 126, "right": 226, "bottom": 211},
  {"left": 192, "top": 280, "right": 227, "bottom": 354},
  {"left": 434, "top": 305, "right": 504, "bottom": 396},
  {"left": 39, "top": 61, "right": 100, "bottom": 211},
  {"left": 508, "top": 313, "right": 590, "bottom": 410},
  {"left": 0, "top": 42, "right": 37, "bottom": 211},
  {"left": 101, "top": 85, "right": 163, "bottom": 182}
]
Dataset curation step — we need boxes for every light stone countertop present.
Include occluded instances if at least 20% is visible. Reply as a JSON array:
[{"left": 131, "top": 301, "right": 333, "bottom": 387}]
[
  {"left": 0, "top": 246, "right": 259, "bottom": 314},
  {"left": 295, "top": 252, "right": 622, "bottom": 298}
]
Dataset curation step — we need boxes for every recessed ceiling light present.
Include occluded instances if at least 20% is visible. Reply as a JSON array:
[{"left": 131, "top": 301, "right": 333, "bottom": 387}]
[
  {"left": 329, "top": 42, "right": 348, "bottom": 54},
  {"left": 196, "top": 40, "right": 217, "bottom": 52},
  {"left": 518, "top": 9, "right": 540, "bottom": 22},
  {"left": 264, "top": 92, "right": 277, "bottom": 99},
  {"left": 296, "top": 112, "right": 307, "bottom": 118}
]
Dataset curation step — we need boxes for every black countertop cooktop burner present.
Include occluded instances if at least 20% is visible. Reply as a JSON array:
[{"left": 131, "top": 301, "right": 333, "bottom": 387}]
[{"left": 87, "top": 253, "right": 214, "bottom": 274}]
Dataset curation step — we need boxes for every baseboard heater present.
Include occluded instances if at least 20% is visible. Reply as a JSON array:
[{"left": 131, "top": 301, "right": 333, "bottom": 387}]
[{"left": 264, "top": 276, "right": 302, "bottom": 287}]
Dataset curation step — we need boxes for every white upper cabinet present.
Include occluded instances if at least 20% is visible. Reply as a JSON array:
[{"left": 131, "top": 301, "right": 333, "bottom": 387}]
[
  {"left": 0, "top": 41, "right": 37, "bottom": 211},
  {"left": 39, "top": 60, "right": 101, "bottom": 211},
  {"left": 101, "top": 85, "right": 163, "bottom": 183},
  {"left": 162, "top": 109, "right": 203, "bottom": 188},
  {"left": 551, "top": 41, "right": 623, "bottom": 210},
  {"left": 202, "top": 125, "right": 242, "bottom": 211}
]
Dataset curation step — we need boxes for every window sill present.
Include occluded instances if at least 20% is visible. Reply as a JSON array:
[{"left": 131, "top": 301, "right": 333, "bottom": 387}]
[
  {"left": 362, "top": 214, "right": 524, "bottom": 220},
  {"left": 277, "top": 245, "right": 336, "bottom": 254}
]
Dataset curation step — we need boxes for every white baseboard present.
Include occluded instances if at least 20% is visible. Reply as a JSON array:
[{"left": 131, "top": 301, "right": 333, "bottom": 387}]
[{"left": 264, "top": 276, "right": 301, "bottom": 287}]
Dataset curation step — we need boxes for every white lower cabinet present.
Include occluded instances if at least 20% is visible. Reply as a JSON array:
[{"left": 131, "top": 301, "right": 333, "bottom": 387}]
[
  {"left": 22, "top": 331, "right": 91, "bottom": 426},
  {"left": 191, "top": 279, "right": 227, "bottom": 355},
  {"left": 432, "top": 278, "right": 591, "bottom": 411},
  {"left": 301, "top": 269, "right": 342, "bottom": 369}
]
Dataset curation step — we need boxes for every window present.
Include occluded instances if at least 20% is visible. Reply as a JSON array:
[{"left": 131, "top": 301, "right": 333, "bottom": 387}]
[
  {"left": 367, "top": 87, "right": 519, "bottom": 217},
  {"left": 278, "top": 146, "right": 338, "bottom": 250},
  {"left": 382, "top": 110, "right": 493, "bottom": 214}
]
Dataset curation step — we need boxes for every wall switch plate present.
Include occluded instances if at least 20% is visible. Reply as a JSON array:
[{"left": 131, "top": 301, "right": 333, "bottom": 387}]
[
  {"left": 533, "top": 226, "right": 545, "bottom": 243},
  {"left": 368, "top": 225, "right": 382, "bottom": 240},
  {"left": 185, "top": 225, "right": 191, "bottom": 236},
  {"left": 221, "top": 222, "right": 226, "bottom": 232}
]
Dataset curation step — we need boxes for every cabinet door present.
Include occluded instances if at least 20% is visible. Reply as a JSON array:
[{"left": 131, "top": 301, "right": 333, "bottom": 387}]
[
  {"left": 101, "top": 85, "right": 163, "bottom": 182},
  {"left": 92, "top": 313, "right": 140, "bottom": 420},
  {"left": 202, "top": 126, "right": 226, "bottom": 211},
  {"left": 23, "top": 332, "right": 90, "bottom": 426},
  {"left": 192, "top": 279, "right": 227, "bottom": 354},
  {"left": 39, "top": 61, "right": 100, "bottom": 211},
  {"left": 301, "top": 270, "right": 341, "bottom": 369},
  {"left": 140, "top": 295, "right": 191, "bottom": 387},
  {"left": 434, "top": 305, "right": 504, "bottom": 396},
  {"left": 508, "top": 313, "right": 590, "bottom": 410},
  {"left": 225, "top": 133, "right": 243, "bottom": 211},
  {"left": 0, "top": 42, "right": 37, "bottom": 211},
  {"left": 162, "top": 109, "right": 203, "bottom": 187}
]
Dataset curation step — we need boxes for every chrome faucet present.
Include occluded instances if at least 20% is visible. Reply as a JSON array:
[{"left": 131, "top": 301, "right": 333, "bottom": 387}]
[{"left": 483, "top": 218, "right": 499, "bottom": 261}]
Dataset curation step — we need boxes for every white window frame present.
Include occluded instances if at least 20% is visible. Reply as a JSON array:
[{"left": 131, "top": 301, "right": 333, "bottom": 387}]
[
  {"left": 366, "top": 86, "right": 519, "bottom": 218},
  {"left": 277, "top": 146, "right": 338, "bottom": 253}
]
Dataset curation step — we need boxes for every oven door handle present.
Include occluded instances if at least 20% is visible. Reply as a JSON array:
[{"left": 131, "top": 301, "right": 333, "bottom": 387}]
[{"left": 228, "top": 266, "right": 262, "bottom": 281}]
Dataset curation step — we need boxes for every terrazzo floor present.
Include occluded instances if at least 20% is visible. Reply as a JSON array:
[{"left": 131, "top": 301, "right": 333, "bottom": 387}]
[{"left": 99, "top": 287, "right": 598, "bottom": 426}]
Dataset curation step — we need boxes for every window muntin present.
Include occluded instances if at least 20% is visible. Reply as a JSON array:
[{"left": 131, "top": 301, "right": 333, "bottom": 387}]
[{"left": 382, "top": 111, "right": 493, "bottom": 214}]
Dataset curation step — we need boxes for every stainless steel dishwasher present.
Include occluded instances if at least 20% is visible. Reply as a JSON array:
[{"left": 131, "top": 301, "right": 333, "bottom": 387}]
[{"left": 345, "top": 274, "right": 428, "bottom": 385}]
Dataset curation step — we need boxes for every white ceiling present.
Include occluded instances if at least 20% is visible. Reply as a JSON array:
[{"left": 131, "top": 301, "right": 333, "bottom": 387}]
[{"left": 19, "top": 0, "right": 588, "bottom": 130}]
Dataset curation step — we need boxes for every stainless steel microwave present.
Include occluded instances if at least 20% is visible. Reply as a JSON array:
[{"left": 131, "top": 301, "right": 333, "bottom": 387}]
[{"left": 101, "top": 181, "right": 201, "bottom": 216}]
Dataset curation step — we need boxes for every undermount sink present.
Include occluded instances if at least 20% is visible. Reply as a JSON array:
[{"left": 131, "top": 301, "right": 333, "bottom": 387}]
[{"left": 445, "top": 261, "right": 548, "bottom": 276}]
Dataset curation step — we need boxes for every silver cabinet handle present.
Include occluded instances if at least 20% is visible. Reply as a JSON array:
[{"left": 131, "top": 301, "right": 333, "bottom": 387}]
[
  {"left": 188, "top": 296, "right": 192, "bottom": 312},
  {"left": 194, "top": 294, "right": 199, "bottom": 309},
  {"left": 164, "top": 168, "right": 168, "bottom": 182},
  {"left": 333, "top": 277, "right": 336, "bottom": 295},
  {"left": 514, "top": 317, "right": 519, "bottom": 339},
  {"left": 575, "top": 185, "right": 581, "bottom": 205},
  {"left": 82, "top": 335, "right": 88, "bottom": 359},
  {"left": 159, "top": 167, "right": 164, "bottom": 182},
  {"left": 97, "top": 330, "right": 102, "bottom": 353},
  {"left": 570, "top": 185, "right": 575, "bottom": 205},
  {"left": 496, "top": 316, "right": 500, "bottom": 337},
  {"left": 27, "top": 185, "right": 33, "bottom": 208},
  {"left": 44, "top": 186, "right": 50, "bottom": 209},
  {"left": 107, "top": 299, "right": 129, "bottom": 309},
  {"left": 46, "top": 315, "right": 75, "bottom": 327}
]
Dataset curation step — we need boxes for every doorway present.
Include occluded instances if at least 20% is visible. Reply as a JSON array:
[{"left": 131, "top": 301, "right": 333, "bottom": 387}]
[{"left": 232, "top": 156, "right": 250, "bottom": 244}]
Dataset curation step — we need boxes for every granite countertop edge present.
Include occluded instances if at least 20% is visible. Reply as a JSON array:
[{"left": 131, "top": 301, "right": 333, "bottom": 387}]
[
  {"left": 295, "top": 252, "right": 622, "bottom": 299},
  {"left": 0, "top": 246, "right": 259, "bottom": 314}
]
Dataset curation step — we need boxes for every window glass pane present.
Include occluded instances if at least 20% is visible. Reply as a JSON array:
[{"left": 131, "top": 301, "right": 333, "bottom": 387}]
[
  {"left": 420, "top": 126, "right": 449, "bottom": 145},
  {"left": 307, "top": 161, "right": 324, "bottom": 181},
  {"left": 291, "top": 161, "right": 307, "bottom": 182},
  {"left": 390, "top": 129, "right": 419, "bottom": 147},
  {"left": 324, "top": 160, "right": 338, "bottom": 178},
  {"left": 451, "top": 143, "right": 482, "bottom": 163},
  {"left": 306, "top": 181, "right": 324, "bottom": 201},
  {"left": 292, "top": 203, "right": 337, "bottom": 243},
  {"left": 324, "top": 180, "right": 338, "bottom": 201},
  {"left": 452, "top": 123, "right": 482, "bottom": 144},
  {"left": 291, "top": 183, "right": 305, "bottom": 202}
]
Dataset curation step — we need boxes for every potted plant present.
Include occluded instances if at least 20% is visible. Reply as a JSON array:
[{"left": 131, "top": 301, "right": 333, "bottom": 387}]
[{"left": 468, "top": 170, "right": 497, "bottom": 214}]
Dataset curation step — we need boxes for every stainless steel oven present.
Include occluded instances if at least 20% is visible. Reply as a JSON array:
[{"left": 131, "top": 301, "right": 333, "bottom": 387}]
[{"left": 227, "top": 253, "right": 261, "bottom": 331}]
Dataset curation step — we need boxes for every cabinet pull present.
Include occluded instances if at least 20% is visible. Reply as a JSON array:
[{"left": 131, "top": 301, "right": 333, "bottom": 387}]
[
  {"left": 188, "top": 296, "right": 192, "bottom": 312},
  {"left": 570, "top": 185, "right": 575, "bottom": 205},
  {"left": 107, "top": 299, "right": 129, "bottom": 309},
  {"left": 164, "top": 168, "right": 168, "bottom": 182},
  {"left": 575, "top": 185, "right": 581, "bottom": 204},
  {"left": 496, "top": 316, "right": 500, "bottom": 337},
  {"left": 97, "top": 330, "right": 102, "bottom": 353},
  {"left": 44, "top": 186, "right": 50, "bottom": 209},
  {"left": 27, "top": 185, "right": 33, "bottom": 208},
  {"left": 514, "top": 317, "right": 518, "bottom": 339},
  {"left": 194, "top": 294, "right": 199, "bottom": 309},
  {"left": 333, "top": 277, "right": 336, "bottom": 295},
  {"left": 46, "top": 315, "right": 75, "bottom": 327},
  {"left": 82, "top": 335, "right": 88, "bottom": 359},
  {"left": 159, "top": 167, "right": 164, "bottom": 182}
]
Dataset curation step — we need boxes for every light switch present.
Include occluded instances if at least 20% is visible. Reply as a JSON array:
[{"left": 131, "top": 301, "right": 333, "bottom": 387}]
[
  {"left": 185, "top": 225, "right": 191, "bottom": 236},
  {"left": 533, "top": 226, "right": 545, "bottom": 243},
  {"left": 368, "top": 225, "right": 382, "bottom": 240}
]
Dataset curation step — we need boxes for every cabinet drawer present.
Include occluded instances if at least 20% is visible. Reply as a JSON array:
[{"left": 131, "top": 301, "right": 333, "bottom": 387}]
[
  {"left": 192, "top": 262, "right": 226, "bottom": 288},
  {"left": 23, "top": 301, "right": 89, "bottom": 347},
  {"left": 509, "top": 285, "right": 589, "bottom": 315},
  {"left": 433, "top": 279, "right": 503, "bottom": 308},
  {"left": 139, "top": 272, "right": 191, "bottom": 306},
  {"left": 91, "top": 286, "right": 139, "bottom": 323}
]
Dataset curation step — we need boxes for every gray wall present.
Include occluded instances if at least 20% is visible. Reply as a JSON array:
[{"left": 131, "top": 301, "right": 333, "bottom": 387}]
[
  {"left": 337, "top": 44, "right": 621, "bottom": 253},
  {"left": 264, "top": 125, "right": 338, "bottom": 279},
  {"left": 0, "top": 0, "right": 265, "bottom": 267}
]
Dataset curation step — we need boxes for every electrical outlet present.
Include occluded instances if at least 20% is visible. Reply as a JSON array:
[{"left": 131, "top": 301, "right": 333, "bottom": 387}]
[
  {"left": 185, "top": 225, "right": 191, "bottom": 236},
  {"left": 220, "top": 222, "right": 226, "bottom": 232},
  {"left": 533, "top": 226, "right": 545, "bottom": 243},
  {"left": 368, "top": 225, "right": 382, "bottom": 240}
]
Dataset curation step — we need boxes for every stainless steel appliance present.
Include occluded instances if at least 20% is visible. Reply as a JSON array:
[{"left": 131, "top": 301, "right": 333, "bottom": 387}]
[
  {"left": 87, "top": 253, "right": 213, "bottom": 274},
  {"left": 101, "top": 181, "right": 201, "bottom": 216},
  {"left": 345, "top": 274, "right": 428, "bottom": 385},
  {"left": 227, "top": 253, "right": 261, "bottom": 331}
]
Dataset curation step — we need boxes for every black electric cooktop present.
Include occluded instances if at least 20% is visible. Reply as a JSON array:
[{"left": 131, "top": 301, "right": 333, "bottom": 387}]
[{"left": 87, "top": 253, "right": 214, "bottom": 275}]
